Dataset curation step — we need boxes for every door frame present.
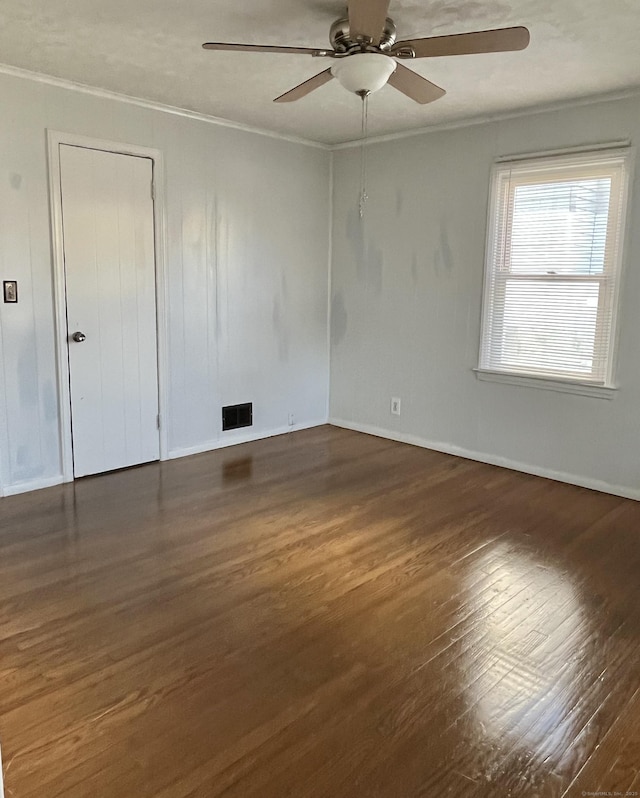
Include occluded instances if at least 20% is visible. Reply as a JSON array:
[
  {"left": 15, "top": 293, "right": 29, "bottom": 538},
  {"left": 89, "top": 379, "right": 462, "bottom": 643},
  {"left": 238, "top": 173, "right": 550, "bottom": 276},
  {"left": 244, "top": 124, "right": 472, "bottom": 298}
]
[{"left": 47, "top": 130, "right": 170, "bottom": 481}]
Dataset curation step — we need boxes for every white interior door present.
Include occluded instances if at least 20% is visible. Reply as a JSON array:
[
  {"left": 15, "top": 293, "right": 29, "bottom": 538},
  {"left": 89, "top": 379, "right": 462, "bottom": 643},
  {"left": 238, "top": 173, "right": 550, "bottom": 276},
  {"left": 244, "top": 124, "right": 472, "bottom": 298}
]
[{"left": 60, "top": 144, "right": 160, "bottom": 478}]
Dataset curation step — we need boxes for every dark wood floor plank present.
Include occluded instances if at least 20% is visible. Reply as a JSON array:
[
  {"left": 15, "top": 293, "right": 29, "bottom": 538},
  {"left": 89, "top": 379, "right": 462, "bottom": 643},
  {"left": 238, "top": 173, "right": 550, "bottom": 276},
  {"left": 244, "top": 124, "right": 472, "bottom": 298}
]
[{"left": 0, "top": 425, "right": 638, "bottom": 797}]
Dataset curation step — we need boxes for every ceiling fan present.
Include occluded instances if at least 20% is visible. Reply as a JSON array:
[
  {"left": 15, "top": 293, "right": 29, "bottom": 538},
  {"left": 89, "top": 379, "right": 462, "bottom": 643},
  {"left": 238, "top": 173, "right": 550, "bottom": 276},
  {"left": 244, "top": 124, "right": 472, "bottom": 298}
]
[{"left": 202, "top": 0, "right": 530, "bottom": 105}]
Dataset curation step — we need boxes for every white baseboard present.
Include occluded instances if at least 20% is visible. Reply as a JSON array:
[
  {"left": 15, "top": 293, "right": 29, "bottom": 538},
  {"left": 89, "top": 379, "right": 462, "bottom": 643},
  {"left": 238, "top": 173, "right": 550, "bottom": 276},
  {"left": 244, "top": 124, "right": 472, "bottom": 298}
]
[
  {"left": 167, "top": 419, "right": 328, "bottom": 461},
  {"left": 329, "top": 417, "right": 640, "bottom": 502},
  {"left": 2, "top": 474, "right": 65, "bottom": 497}
]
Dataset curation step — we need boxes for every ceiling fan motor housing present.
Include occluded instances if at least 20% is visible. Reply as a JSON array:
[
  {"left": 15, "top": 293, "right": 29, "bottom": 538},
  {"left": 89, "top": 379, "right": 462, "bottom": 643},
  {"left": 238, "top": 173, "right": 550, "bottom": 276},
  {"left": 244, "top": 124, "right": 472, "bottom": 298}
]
[{"left": 330, "top": 16, "right": 397, "bottom": 52}]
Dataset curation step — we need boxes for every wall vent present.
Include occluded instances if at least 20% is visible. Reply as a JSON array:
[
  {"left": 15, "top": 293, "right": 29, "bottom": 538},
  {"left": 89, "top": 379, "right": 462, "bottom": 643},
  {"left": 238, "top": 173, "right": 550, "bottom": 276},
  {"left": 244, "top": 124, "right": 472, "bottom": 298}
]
[{"left": 222, "top": 403, "right": 253, "bottom": 431}]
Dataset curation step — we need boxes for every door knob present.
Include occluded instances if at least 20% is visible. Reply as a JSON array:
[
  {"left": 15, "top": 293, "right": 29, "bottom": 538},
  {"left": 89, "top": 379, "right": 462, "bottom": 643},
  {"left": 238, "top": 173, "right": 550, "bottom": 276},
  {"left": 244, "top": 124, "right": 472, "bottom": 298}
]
[{"left": 72, "top": 331, "right": 86, "bottom": 343}]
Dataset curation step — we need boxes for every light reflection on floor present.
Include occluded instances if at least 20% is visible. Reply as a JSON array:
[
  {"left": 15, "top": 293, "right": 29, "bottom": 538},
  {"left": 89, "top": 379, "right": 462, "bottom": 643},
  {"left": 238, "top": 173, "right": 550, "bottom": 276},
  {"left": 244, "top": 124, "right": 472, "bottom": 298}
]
[{"left": 464, "top": 541, "right": 589, "bottom": 765}]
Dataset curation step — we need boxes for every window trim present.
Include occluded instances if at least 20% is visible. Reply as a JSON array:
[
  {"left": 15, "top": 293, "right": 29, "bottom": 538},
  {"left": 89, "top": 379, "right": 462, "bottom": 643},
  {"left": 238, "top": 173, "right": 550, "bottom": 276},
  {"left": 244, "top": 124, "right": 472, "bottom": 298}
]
[
  {"left": 478, "top": 145, "right": 633, "bottom": 393},
  {"left": 474, "top": 368, "right": 617, "bottom": 399}
]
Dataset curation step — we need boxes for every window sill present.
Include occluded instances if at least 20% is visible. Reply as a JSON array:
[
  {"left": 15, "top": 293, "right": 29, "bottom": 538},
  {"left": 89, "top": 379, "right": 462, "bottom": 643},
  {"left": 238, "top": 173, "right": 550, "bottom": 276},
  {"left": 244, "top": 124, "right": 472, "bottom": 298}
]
[{"left": 474, "top": 368, "right": 617, "bottom": 399}]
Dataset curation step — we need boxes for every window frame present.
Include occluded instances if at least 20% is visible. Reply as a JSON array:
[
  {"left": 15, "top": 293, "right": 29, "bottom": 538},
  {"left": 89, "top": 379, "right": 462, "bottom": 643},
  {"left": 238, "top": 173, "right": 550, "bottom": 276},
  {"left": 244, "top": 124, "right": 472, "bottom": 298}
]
[{"left": 477, "top": 146, "right": 633, "bottom": 397}]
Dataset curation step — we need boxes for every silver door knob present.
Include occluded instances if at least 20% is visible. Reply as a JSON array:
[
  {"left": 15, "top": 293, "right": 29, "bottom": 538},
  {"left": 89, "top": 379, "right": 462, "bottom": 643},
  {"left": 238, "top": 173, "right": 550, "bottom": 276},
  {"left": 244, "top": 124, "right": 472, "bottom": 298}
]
[{"left": 72, "top": 331, "right": 86, "bottom": 343}]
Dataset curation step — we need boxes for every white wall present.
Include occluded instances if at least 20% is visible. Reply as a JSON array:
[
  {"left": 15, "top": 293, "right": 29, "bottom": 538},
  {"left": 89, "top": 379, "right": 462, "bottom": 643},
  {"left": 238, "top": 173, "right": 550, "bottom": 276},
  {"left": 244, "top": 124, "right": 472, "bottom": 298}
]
[
  {"left": 2, "top": 71, "right": 639, "bottom": 501},
  {"left": 330, "top": 95, "right": 640, "bottom": 499},
  {"left": 0, "top": 72, "right": 330, "bottom": 496}
]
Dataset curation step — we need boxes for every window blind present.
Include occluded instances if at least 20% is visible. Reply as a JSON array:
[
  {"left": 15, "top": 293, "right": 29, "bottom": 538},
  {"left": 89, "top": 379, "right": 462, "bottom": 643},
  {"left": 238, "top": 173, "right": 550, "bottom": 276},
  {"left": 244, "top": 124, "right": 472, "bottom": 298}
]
[{"left": 479, "top": 149, "right": 630, "bottom": 385}]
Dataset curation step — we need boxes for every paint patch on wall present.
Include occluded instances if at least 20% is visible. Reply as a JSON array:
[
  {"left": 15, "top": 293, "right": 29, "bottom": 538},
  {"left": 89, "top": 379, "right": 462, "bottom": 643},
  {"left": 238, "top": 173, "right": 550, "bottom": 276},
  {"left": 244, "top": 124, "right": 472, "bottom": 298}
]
[
  {"left": 18, "top": 347, "right": 38, "bottom": 406},
  {"left": 434, "top": 221, "right": 454, "bottom": 276},
  {"left": 272, "top": 294, "right": 290, "bottom": 362},
  {"left": 331, "top": 291, "right": 348, "bottom": 346},
  {"left": 411, "top": 252, "right": 419, "bottom": 284},
  {"left": 346, "top": 209, "right": 383, "bottom": 293},
  {"left": 9, "top": 173, "right": 22, "bottom": 190}
]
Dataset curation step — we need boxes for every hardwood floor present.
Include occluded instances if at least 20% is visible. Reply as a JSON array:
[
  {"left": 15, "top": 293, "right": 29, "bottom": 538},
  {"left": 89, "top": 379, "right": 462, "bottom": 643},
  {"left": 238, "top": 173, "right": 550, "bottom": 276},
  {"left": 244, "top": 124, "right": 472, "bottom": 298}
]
[{"left": 0, "top": 425, "right": 639, "bottom": 797}]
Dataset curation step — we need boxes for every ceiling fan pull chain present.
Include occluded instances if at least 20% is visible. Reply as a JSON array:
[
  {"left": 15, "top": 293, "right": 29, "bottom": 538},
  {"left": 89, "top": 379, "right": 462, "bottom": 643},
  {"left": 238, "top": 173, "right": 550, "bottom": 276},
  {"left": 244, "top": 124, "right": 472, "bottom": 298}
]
[{"left": 359, "top": 91, "right": 369, "bottom": 219}]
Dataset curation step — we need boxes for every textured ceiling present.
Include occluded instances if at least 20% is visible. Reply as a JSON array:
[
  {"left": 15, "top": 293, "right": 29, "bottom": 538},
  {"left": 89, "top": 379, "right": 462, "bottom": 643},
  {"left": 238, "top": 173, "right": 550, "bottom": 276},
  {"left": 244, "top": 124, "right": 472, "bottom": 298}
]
[{"left": 0, "top": 0, "right": 639, "bottom": 144}]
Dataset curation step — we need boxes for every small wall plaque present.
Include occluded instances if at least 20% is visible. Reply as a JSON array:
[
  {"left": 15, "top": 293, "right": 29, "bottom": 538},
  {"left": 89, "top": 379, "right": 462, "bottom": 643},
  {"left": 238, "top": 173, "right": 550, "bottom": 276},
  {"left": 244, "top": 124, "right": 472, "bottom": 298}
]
[{"left": 3, "top": 281, "right": 17, "bottom": 303}]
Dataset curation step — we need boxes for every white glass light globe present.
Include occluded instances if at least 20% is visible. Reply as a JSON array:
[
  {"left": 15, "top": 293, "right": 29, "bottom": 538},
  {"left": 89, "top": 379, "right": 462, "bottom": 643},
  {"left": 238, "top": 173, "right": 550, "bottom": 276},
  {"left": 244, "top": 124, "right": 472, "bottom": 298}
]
[{"left": 330, "top": 53, "right": 397, "bottom": 95}]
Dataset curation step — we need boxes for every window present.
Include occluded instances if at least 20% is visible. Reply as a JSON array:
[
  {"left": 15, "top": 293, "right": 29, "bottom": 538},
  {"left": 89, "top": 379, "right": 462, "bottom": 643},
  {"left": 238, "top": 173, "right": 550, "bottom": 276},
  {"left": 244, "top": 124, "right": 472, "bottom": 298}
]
[{"left": 478, "top": 148, "right": 630, "bottom": 389}]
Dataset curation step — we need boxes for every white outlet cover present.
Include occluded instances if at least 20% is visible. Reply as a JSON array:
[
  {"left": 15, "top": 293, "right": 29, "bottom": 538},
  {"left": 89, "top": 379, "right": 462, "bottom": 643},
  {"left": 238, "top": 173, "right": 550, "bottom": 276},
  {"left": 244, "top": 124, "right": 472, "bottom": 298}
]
[{"left": 391, "top": 397, "right": 401, "bottom": 416}]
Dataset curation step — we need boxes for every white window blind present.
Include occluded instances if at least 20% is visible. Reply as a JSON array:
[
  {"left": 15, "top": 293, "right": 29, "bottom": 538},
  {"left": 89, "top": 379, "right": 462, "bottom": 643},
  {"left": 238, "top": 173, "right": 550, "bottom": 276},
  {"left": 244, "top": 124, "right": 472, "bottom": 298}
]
[{"left": 479, "top": 148, "right": 630, "bottom": 386}]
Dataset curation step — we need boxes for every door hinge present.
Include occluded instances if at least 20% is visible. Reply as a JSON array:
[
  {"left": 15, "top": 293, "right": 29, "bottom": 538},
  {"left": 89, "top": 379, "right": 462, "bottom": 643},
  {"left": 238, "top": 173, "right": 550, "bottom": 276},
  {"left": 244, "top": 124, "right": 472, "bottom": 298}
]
[
  {"left": 156, "top": 413, "right": 161, "bottom": 430},
  {"left": 150, "top": 180, "right": 155, "bottom": 201}
]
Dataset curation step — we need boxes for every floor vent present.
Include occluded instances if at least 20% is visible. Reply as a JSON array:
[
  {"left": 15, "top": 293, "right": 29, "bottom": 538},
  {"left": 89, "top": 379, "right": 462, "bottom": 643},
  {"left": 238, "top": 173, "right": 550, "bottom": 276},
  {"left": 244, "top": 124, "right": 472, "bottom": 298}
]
[{"left": 222, "top": 403, "right": 253, "bottom": 431}]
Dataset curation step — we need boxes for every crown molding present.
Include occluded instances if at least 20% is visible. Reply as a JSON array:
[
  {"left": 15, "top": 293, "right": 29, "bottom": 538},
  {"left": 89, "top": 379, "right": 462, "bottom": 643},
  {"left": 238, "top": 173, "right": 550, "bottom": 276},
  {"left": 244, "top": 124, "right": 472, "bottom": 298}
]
[
  {"left": 0, "top": 62, "right": 330, "bottom": 151},
  {"left": 330, "top": 86, "right": 640, "bottom": 150},
  {"left": 1, "top": 60, "right": 639, "bottom": 153}
]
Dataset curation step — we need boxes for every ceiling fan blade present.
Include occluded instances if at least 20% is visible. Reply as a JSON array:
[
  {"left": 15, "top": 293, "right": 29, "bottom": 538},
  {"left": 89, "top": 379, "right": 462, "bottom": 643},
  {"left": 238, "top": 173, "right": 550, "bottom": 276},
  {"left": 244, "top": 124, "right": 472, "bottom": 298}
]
[
  {"left": 387, "top": 63, "right": 446, "bottom": 104},
  {"left": 392, "top": 26, "right": 530, "bottom": 58},
  {"left": 274, "top": 69, "right": 334, "bottom": 103},
  {"left": 348, "top": 0, "right": 391, "bottom": 45},
  {"left": 203, "top": 42, "right": 327, "bottom": 56}
]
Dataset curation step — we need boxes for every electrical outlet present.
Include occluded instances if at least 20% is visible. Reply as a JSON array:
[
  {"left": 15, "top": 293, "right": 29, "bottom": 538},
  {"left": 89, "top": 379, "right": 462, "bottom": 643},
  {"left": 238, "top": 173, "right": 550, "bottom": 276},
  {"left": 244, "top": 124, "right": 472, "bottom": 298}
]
[
  {"left": 288, "top": 412, "right": 295, "bottom": 427},
  {"left": 391, "top": 397, "right": 401, "bottom": 416}
]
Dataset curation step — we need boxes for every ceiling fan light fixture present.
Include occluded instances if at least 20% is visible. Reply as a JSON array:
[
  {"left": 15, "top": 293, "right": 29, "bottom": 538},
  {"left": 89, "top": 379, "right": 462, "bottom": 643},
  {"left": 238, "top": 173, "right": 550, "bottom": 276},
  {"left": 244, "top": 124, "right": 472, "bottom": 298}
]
[{"left": 330, "top": 53, "right": 397, "bottom": 95}]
